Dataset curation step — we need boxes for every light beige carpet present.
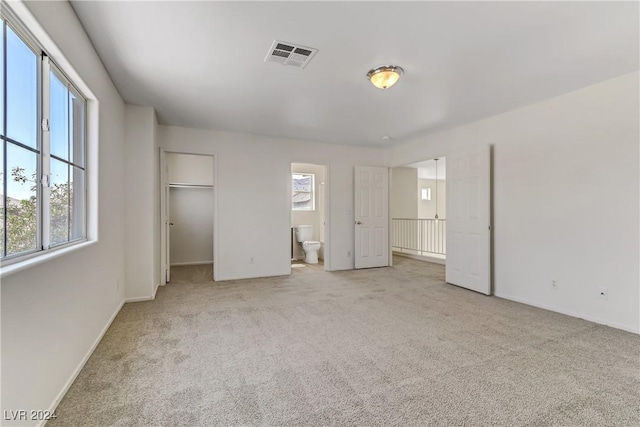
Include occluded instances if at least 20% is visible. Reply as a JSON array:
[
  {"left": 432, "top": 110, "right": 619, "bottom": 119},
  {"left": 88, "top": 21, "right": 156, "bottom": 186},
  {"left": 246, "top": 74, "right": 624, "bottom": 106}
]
[{"left": 50, "top": 257, "right": 640, "bottom": 426}]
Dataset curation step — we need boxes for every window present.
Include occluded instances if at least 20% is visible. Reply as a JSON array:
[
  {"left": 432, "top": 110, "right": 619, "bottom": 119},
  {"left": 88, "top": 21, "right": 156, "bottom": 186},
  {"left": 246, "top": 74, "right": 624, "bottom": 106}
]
[
  {"left": 421, "top": 188, "right": 431, "bottom": 201},
  {"left": 1, "top": 14, "right": 87, "bottom": 262},
  {"left": 292, "top": 173, "right": 314, "bottom": 211}
]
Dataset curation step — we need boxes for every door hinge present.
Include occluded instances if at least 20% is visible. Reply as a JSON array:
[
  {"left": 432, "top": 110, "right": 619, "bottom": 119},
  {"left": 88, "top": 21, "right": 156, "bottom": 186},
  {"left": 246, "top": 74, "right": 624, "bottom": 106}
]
[
  {"left": 41, "top": 118, "right": 50, "bottom": 132},
  {"left": 42, "top": 174, "right": 50, "bottom": 188}
]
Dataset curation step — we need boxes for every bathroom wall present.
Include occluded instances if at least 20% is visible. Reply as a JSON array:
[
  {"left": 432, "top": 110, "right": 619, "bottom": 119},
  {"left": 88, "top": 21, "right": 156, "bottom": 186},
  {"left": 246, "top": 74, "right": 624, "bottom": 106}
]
[
  {"left": 291, "top": 163, "right": 325, "bottom": 260},
  {"left": 418, "top": 178, "right": 446, "bottom": 219}
]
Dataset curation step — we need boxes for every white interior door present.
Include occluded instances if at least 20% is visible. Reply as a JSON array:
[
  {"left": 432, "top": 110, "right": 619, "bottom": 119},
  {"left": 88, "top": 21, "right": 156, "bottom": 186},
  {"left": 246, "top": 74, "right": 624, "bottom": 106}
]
[
  {"left": 446, "top": 145, "right": 491, "bottom": 294},
  {"left": 165, "top": 185, "right": 171, "bottom": 282},
  {"left": 354, "top": 166, "right": 389, "bottom": 269}
]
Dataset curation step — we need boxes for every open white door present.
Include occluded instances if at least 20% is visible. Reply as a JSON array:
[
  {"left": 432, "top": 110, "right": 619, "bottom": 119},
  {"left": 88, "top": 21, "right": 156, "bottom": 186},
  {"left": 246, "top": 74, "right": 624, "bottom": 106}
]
[
  {"left": 354, "top": 166, "right": 389, "bottom": 269},
  {"left": 160, "top": 150, "right": 171, "bottom": 283},
  {"left": 446, "top": 145, "right": 491, "bottom": 294},
  {"left": 165, "top": 185, "right": 171, "bottom": 282}
]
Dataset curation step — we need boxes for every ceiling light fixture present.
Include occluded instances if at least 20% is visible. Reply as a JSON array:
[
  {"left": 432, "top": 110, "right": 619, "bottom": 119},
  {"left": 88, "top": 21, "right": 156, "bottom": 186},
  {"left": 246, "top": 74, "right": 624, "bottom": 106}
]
[{"left": 367, "top": 65, "right": 404, "bottom": 89}]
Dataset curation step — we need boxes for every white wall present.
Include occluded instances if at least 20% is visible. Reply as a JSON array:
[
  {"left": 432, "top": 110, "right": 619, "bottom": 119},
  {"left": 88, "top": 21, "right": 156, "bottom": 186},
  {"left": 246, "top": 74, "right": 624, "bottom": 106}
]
[
  {"left": 1, "top": 1, "right": 126, "bottom": 425},
  {"left": 391, "top": 72, "right": 640, "bottom": 333},
  {"left": 158, "top": 126, "right": 387, "bottom": 279},
  {"left": 168, "top": 153, "right": 214, "bottom": 185},
  {"left": 390, "top": 167, "right": 418, "bottom": 219},
  {"left": 169, "top": 187, "right": 214, "bottom": 265},
  {"left": 418, "top": 178, "right": 446, "bottom": 219},
  {"left": 152, "top": 114, "right": 160, "bottom": 296},
  {"left": 291, "top": 163, "right": 325, "bottom": 260},
  {"left": 124, "top": 105, "right": 158, "bottom": 301}
]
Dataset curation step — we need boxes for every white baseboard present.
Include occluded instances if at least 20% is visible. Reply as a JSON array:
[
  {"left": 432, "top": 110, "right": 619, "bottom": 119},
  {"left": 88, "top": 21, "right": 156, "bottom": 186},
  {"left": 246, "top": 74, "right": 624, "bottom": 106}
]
[
  {"left": 42, "top": 299, "right": 125, "bottom": 426},
  {"left": 124, "top": 295, "right": 155, "bottom": 303},
  {"left": 217, "top": 271, "right": 290, "bottom": 281},
  {"left": 170, "top": 261, "right": 213, "bottom": 267},
  {"left": 494, "top": 292, "right": 640, "bottom": 335}
]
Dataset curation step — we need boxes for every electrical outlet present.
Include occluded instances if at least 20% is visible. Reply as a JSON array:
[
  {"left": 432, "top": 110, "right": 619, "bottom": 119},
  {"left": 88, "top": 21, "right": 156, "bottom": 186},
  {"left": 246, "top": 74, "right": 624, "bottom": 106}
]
[
  {"left": 597, "top": 286, "right": 608, "bottom": 300},
  {"left": 551, "top": 280, "right": 558, "bottom": 290},
  {"left": 347, "top": 250, "right": 351, "bottom": 257},
  {"left": 249, "top": 257, "right": 254, "bottom": 264}
]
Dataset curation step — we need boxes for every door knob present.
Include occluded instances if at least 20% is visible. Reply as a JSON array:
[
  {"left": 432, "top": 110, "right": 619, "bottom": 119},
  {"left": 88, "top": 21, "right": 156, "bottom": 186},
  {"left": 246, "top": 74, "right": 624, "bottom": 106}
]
[
  {"left": 169, "top": 222, "right": 174, "bottom": 226},
  {"left": 356, "top": 221, "right": 362, "bottom": 225}
]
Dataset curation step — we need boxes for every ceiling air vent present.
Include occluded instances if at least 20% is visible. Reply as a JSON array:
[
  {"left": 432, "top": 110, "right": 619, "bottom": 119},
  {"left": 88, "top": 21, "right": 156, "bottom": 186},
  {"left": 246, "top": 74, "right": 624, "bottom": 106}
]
[{"left": 265, "top": 40, "right": 318, "bottom": 68}]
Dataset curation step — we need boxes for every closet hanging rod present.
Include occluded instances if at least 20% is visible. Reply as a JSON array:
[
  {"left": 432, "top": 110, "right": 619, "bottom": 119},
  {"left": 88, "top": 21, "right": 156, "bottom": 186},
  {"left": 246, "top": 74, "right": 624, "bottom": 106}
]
[{"left": 168, "top": 183, "right": 213, "bottom": 189}]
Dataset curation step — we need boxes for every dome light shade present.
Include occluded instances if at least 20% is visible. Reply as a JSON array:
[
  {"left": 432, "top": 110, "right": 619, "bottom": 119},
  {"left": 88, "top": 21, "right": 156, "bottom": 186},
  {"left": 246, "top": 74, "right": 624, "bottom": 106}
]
[{"left": 367, "top": 65, "right": 404, "bottom": 89}]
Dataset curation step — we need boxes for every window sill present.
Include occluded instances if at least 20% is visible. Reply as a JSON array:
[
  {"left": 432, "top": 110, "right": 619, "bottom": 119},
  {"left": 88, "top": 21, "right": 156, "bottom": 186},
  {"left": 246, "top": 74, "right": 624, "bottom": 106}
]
[{"left": 0, "top": 240, "right": 96, "bottom": 279}]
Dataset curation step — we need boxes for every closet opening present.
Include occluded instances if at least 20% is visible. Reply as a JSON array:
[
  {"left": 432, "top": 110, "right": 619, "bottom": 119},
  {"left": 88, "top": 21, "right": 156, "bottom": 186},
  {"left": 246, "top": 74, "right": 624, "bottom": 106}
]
[{"left": 160, "top": 152, "right": 215, "bottom": 283}]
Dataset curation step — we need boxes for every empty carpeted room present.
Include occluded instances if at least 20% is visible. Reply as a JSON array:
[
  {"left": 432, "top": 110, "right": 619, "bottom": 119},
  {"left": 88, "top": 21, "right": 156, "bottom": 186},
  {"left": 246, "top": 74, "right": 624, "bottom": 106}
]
[{"left": 1, "top": 1, "right": 639, "bottom": 426}]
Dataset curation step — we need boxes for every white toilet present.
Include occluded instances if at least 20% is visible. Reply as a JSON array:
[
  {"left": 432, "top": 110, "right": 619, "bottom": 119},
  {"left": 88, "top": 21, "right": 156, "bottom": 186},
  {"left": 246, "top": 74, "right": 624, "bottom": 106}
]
[{"left": 294, "top": 225, "right": 321, "bottom": 264}]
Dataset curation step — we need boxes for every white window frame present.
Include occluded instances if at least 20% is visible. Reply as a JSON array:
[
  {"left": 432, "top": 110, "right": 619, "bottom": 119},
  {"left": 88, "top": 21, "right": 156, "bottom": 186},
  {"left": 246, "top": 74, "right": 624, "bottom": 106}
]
[
  {"left": 292, "top": 173, "right": 315, "bottom": 211},
  {"left": 1, "top": 8, "right": 88, "bottom": 267}
]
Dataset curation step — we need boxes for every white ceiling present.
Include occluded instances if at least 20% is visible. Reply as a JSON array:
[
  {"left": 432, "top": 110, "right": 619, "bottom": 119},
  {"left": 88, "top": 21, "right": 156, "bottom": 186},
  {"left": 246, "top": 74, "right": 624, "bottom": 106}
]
[
  {"left": 405, "top": 158, "right": 446, "bottom": 181},
  {"left": 70, "top": 1, "right": 638, "bottom": 147}
]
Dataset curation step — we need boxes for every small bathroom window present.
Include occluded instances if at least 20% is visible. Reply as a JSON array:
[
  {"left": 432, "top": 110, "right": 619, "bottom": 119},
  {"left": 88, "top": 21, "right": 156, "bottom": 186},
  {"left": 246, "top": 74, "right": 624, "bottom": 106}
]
[
  {"left": 421, "top": 188, "right": 432, "bottom": 200},
  {"left": 292, "top": 173, "right": 315, "bottom": 211}
]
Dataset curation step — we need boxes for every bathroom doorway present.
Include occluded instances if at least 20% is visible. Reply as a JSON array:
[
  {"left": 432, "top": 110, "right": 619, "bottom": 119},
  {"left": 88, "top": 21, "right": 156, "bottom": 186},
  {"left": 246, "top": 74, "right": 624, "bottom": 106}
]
[{"left": 290, "top": 163, "right": 328, "bottom": 270}]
